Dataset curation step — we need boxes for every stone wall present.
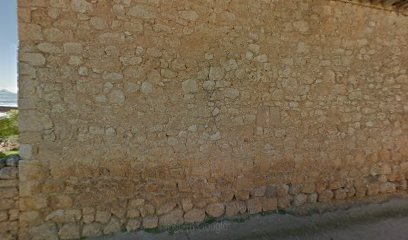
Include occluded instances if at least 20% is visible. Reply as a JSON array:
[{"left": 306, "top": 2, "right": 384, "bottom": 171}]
[
  {"left": 0, "top": 156, "right": 20, "bottom": 240},
  {"left": 17, "top": 0, "right": 408, "bottom": 239}
]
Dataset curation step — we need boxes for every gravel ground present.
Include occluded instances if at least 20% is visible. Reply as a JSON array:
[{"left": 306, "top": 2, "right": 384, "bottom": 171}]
[{"left": 90, "top": 197, "right": 408, "bottom": 240}]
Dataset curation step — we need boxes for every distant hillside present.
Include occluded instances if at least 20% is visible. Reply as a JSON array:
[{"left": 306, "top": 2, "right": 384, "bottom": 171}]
[{"left": 0, "top": 90, "right": 17, "bottom": 107}]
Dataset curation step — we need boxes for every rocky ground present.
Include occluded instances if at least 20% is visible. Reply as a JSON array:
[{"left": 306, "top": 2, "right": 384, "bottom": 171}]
[
  {"left": 90, "top": 198, "right": 408, "bottom": 240},
  {"left": 0, "top": 137, "right": 19, "bottom": 154}
]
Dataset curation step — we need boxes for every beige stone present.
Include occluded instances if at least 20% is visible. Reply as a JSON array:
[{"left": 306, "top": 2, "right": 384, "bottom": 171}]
[
  {"left": 126, "top": 219, "right": 141, "bottom": 232},
  {"left": 95, "top": 210, "right": 111, "bottom": 224},
  {"left": 82, "top": 223, "right": 102, "bottom": 238},
  {"left": 294, "top": 194, "right": 307, "bottom": 206},
  {"left": 15, "top": 1, "right": 408, "bottom": 239},
  {"left": 20, "top": 53, "right": 46, "bottom": 66},
  {"left": 184, "top": 208, "right": 205, "bottom": 223},
  {"left": 159, "top": 209, "right": 184, "bottom": 226},
  {"left": 103, "top": 218, "right": 122, "bottom": 235},
  {"left": 142, "top": 216, "right": 158, "bottom": 229},
  {"left": 181, "top": 199, "right": 193, "bottom": 212},
  {"left": 71, "top": 0, "right": 93, "bottom": 13},
  {"left": 128, "top": 5, "right": 156, "bottom": 19},
  {"left": 247, "top": 198, "right": 262, "bottom": 214},
  {"left": 0, "top": 211, "right": 8, "bottom": 222},
  {"left": 262, "top": 198, "right": 278, "bottom": 212},
  {"left": 206, "top": 203, "right": 225, "bottom": 218},
  {"left": 157, "top": 202, "right": 177, "bottom": 215},
  {"left": 90, "top": 17, "right": 108, "bottom": 30},
  {"left": 59, "top": 223, "right": 80, "bottom": 240},
  {"left": 319, "top": 190, "right": 334, "bottom": 203},
  {"left": 179, "top": 11, "right": 199, "bottom": 21},
  {"left": 182, "top": 79, "right": 199, "bottom": 93},
  {"left": 0, "top": 168, "right": 18, "bottom": 180},
  {"left": 29, "top": 223, "right": 58, "bottom": 240}
]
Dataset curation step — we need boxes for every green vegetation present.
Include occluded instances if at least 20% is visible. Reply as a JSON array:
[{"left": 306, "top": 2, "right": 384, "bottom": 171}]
[
  {"left": 0, "top": 110, "right": 19, "bottom": 159},
  {"left": 0, "top": 110, "right": 18, "bottom": 139},
  {"left": 0, "top": 150, "right": 19, "bottom": 159}
]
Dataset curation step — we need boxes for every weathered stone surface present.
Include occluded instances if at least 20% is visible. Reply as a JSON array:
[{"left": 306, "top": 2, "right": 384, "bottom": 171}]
[
  {"left": 0, "top": 211, "right": 8, "bottom": 222},
  {"left": 181, "top": 199, "right": 193, "bottom": 212},
  {"left": 182, "top": 79, "right": 198, "bottom": 93},
  {"left": 63, "top": 42, "right": 82, "bottom": 54},
  {"left": 59, "top": 223, "right": 80, "bottom": 240},
  {"left": 126, "top": 219, "right": 141, "bottom": 232},
  {"left": 0, "top": 168, "right": 18, "bottom": 180},
  {"left": 37, "top": 43, "right": 61, "bottom": 53},
  {"left": 30, "top": 223, "right": 58, "bottom": 240},
  {"left": 334, "top": 189, "right": 348, "bottom": 200},
  {"left": 95, "top": 210, "right": 111, "bottom": 224},
  {"left": 90, "top": 17, "right": 108, "bottom": 30},
  {"left": 82, "top": 223, "right": 102, "bottom": 238},
  {"left": 103, "top": 218, "right": 122, "bottom": 235},
  {"left": 157, "top": 202, "right": 177, "bottom": 215},
  {"left": 262, "top": 198, "right": 278, "bottom": 212},
  {"left": 20, "top": 53, "right": 45, "bottom": 66},
  {"left": 247, "top": 198, "right": 263, "bottom": 214},
  {"left": 20, "top": 197, "right": 47, "bottom": 211},
  {"left": 142, "top": 216, "right": 158, "bottom": 229},
  {"left": 159, "top": 209, "right": 184, "bottom": 226},
  {"left": 71, "top": 0, "right": 93, "bottom": 13},
  {"left": 108, "top": 90, "right": 125, "bottom": 105},
  {"left": 319, "top": 190, "right": 334, "bottom": 203},
  {"left": 209, "top": 67, "right": 224, "bottom": 81},
  {"left": 206, "top": 203, "right": 225, "bottom": 218},
  {"left": 294, "top": 194, "right": 307, "bottom": 206},
  {"left": 141, "top": 82, "right": 153, "bottom": 94},
  {"left": 225, "top": 201, "right": 247, "bottom": 217},
  {"left": 184, "top": 208, "right": 205, "bottom": 223},
  {"left": 15, "top": 1, "right": 408, "bottom": 239},
  {"left": 128, "top": 5, "right": 156, "bottom": 19}
]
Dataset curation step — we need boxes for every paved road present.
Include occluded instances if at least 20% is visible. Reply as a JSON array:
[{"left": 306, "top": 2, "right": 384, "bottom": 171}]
[{"left": 91, "top": 198, "right": 408, "bottom": 240}]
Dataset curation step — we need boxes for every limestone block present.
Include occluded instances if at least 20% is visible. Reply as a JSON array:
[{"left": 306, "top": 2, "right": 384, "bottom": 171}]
[
  {"left": 0, "top": 211, "right": 8, "bottom": 222},
  {"left": 247, "top": 198, "right": 262, "bottom": 214},
  {"left": 82, "top": 223, "right": 102, "bottom": 238},
  {"left": 181, "top": 199, "right": 193, "bottom": 212},
  {"left": 318, "top": 190, "right": 334, "bottom": 203},
  {"left": 262, "top": 198, "right": 278, "bottom": 212},
  {"left": 19, "top": 196, "right": 48, "bottom": 211},
  {"left": 142, "top": 216, "right": 158, "bottom": 229},
  {"left": 184, "top": 208, "right": 205, "bottom": 223},
  {"left": 0, "top": 188, "right": 18, "bottom": 199},
  {"left": 334, "top": 189, "right": 348, "bottom": 200},
  {"left": 29, "top": 223, "right": 58, "bottom": 240},
  {"left": 159, "top": 209, "right": 184, "bottom": 226},
  {"left": 293, "top": 194, "right": 307, "bottom": 206},
  {"left": 103, "top": 218, "right": 122, "bottom": 235},
  {"left": 19, "top": 144, "right": 32, "bottom": 160},
  {"left": 206, "top": 203, "right": 225, "bottom": 218},
  {"left": 59, "top": 223, "right": 80, "bottom": 240},
  {"left": 95, "top": 210, "right": 111, "bottom": 224},
  {"left": 0, "top": 168, "right": 18, "bottom": 180},
  {"left": 179, "top": 11, "right": 199, "bottom": 21},
  {"left": 20, "top": 53, "right": 46, "bottom": 66},
  {"left": 71, "top": 0, "right": 93, "bottom": 13},
  {"left": 157, "top": 202, "right": 177, "bottom": 215},
  {"left": 182, "top": 79, "right": 198, "bottom": 93},
  {"left": 126, "top": 219, "right": 141, "bottom": 232}
]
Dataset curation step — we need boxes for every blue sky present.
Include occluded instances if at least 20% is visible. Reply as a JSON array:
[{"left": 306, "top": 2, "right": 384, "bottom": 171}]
[{"left": 0, "top": 0, "right": 18, "bottom": 93}]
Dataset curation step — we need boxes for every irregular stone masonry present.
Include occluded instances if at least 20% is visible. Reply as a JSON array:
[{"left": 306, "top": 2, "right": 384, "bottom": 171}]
[
  {"left": 17, "top": 0, "right": 408, "bottom": 239},
  {"left": 0, "top": 156, "right": 20, "bottom": 240}
]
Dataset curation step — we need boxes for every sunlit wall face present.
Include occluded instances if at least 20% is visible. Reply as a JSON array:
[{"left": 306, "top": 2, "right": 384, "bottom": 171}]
[{"left": 0, "top": 0, "right": 18, "bottom": 93}]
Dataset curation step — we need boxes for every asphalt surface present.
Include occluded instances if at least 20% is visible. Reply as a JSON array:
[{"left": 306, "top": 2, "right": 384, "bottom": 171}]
[{"left": 90, "top": 198, "right": 408, "bottom": 240}]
